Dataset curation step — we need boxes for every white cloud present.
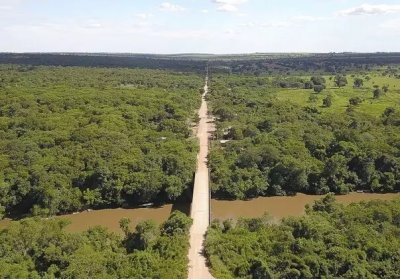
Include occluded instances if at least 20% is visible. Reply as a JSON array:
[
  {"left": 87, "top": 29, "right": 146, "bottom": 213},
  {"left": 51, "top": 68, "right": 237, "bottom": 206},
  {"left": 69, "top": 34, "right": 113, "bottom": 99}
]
[
  {"left": 224, "top": 28, "right": 237, "bottom": 35},
  {"left": 133, "top": 21, "right": 151, "bottom": 28},
  {"left": 212, "top": 0, "right": 248, "bottom": 13},
  {"left": 217, "top": 4, "right": 237, "bottom": 12},
  {"left": 239, "top": 15, "right": 326, "bottom": 30},
  {"left": 86, "top": 23, "right": 102, "bottom": 29},
  {"left": 0, "top": 0, "right": 21, "bottom": 3},
  {"left": 159, "top": 2, "right": 185, "bottom": 12},
  {"left": 338, "top": 4, "right": 400, "bottom": 16},
  {"left": 239, "top": 22, "right": 255, "bottom": 27},
  {"left": 135, "top": 13, "right": 152, "bottom": 20},
  {"left": 291, "top": 15, "right": 327, "bottom": 22},
  {"left": 0, "top": 0, "right": 24, "bottom": 10},
  {"left": 213, "top": 0, "right": 248, "bottom": 4},
  {"left": 261, "top": 21, "right": 291, "bottom": 28},
  {"left": 380, "top": 18, "right": 400, "bottom": 30},
  {"left": 133, "top": 13, "right": 153, "bottom": 29},
  {"left": 0, "top": 5, "right": 12, "bottom": 10},
  {"left": 149, "top": 28, "right": 213, "bottom": 40}
]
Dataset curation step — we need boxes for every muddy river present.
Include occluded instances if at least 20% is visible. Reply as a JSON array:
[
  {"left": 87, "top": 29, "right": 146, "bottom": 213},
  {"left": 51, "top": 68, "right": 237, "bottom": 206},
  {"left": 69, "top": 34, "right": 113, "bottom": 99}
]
[
  {"left": 1, "top": 193, "right": 398, "bottom": 234},
  {"left": 211, "top": 193, "right": 400, "bottom": 221},
  {"left": 0, "top": 203, "right": 190, "bottom": 235}
]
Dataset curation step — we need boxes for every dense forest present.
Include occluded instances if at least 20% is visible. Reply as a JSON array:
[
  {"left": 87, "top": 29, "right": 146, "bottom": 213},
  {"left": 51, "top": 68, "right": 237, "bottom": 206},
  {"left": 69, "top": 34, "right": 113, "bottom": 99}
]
[
  {"left": 1, "top": 55, "right": 400, "bottom": 278},
  {"left": 208, "top": 68, "right": 400, "bottom": 199},
  {"left": 205, "top": 196, "right": 400, "bottom": 278},
  {"left": 0, "top": 210, "right": 192, "bottom": 278},
  {"left": 2, "top": 53, "right": 400, "bottom": 76},
  {"left": 209, "top": 53, "right": 400, "bottom": 75},
  {"left": 0, "top": 65, "right": 203, "bottom": 218},
  {"left": 0, "top": 53, "right": 207, "bottom": 73}
]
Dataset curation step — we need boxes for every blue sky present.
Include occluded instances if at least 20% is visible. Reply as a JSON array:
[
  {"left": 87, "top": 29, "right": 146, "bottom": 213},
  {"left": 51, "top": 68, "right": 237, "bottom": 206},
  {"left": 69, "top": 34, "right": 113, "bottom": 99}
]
[{"left": 0, "top": 0, "right": 399, "bottom": 53}]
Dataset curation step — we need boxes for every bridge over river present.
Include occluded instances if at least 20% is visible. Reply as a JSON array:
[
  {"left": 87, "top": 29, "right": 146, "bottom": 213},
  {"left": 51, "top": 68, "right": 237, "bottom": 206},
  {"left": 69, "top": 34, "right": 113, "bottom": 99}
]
[{"left": 187, "top": 72, "right": 214, "bottom": 279}]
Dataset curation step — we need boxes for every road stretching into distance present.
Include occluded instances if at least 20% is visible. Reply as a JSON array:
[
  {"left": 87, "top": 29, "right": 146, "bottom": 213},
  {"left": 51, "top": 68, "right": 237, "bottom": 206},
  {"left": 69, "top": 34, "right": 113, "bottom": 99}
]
[{"left": 188, "top": 73, "right": 215, "bottom": 279}]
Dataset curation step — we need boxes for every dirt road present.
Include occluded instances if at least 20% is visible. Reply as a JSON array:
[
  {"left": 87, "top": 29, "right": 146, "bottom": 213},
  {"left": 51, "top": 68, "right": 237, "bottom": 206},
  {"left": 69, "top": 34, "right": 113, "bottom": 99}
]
[{"left": 188, "top": 74, "right": 214, "bottom": 279}]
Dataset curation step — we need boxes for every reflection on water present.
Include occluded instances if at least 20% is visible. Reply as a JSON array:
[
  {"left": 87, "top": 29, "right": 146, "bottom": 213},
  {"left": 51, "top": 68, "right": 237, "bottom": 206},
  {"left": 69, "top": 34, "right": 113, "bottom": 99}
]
[{"left": 211, "top": 193, "right": 400, "bottom": 221}]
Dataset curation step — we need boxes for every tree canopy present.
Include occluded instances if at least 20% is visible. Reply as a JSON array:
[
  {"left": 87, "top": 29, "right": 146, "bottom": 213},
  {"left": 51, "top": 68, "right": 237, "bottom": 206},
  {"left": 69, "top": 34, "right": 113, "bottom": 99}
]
[
  {"left": 0, "top": 210, "right": 192, "bottom": 278},
  {"left": 0, "top": 65, "right": 203, "bottom": 217},
  {"left": 208, "top": 71, "right": 400, "bottom": 199},
  {"left": 205, "top": 197, "right": 400, "bottom": 278}
]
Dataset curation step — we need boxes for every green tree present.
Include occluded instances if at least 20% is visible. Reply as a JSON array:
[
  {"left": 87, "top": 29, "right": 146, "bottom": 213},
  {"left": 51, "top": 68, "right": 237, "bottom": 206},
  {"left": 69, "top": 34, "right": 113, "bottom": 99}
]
[
  {"left": 0, "top": 204, "right": 4, "bottom": 219},
  {"left": 310, "top": 76, "right": 326, "bottom": 86},
  {"left": 383, "top": 107, "right": 395, "bottom": 117},
  {"left": 382, "top": 85, "right": 389, "bottom": 93},
  {"left": 323, "top": 95, "right": 333, "bottom": 107},
  {"left": 257, "top": 119, "right": 273, "bottom": 132},
  {"left": 119, "top": 217, "right": 131, "bottom": 237},
  {"left": 313, "top": 85, "right": 325, "bottom": 93},
  {"left": 0, "top": 215, "right": 193, "bottom": 278},
  {"left": 373, "top": 88, "right": 383, "bottom": 99},
  {"left": 334, "top": 75, "right": 348, "bottom": 87},
  {"left": 312, "top": 193, "right": 337, "bottom": 213},
  {"left": 308, "top": 94, "right": 318, "bottom": 103},
  {"left": 161, "top": 211, "right": 192, "bottom": 236},
  {"left": 61, "top": 246, "right": 112, "bottom": 279},
  {"left": 134, "top": 220, "right": 160, "bottom": 250},
  {"left": 304, "top": 81, "right": 314, "bottom": 89},
  {"left": 349, "top": 97, "right": 362, "bottom": 106},
  {"left": 205, "top": 199, "right": 400, "bottom": 279},
  {"left": 250, "top": 260, "right": 274, "bottom": 279},
  {"left": 353, "top": 78, "right": 364, "bottom": 88}
]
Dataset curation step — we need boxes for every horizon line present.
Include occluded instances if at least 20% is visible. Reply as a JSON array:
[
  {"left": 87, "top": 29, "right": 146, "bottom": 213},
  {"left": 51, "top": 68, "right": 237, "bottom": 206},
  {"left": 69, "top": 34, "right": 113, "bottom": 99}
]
[{"left": 1, "top": 51, "right": 400, "bottom": 56}]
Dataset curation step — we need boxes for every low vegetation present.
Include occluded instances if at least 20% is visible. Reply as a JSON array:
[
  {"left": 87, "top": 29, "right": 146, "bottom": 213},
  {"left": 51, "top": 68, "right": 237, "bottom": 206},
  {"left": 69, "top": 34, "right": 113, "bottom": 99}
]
[{"left": 205, "top": 196, "right": 400, "bottom": 278}]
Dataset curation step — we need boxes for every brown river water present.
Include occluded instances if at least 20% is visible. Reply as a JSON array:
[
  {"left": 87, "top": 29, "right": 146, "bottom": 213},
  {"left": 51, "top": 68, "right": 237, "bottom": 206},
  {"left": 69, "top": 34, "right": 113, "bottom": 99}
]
[
  {"left": 0, "top": 203, "right": 189, "bottom": 235},
  {"left": 0, "top": 193, "right": 398, "bottom": 234},
  {"left": 211, "top": 193, "right": 400, "bottom": 221}
]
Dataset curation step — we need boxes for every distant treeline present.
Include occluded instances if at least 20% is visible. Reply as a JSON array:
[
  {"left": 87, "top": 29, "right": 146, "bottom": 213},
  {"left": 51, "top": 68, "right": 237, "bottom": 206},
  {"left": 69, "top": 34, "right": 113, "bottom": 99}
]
[
  {"left": 0, "top": 53, "right": 207, "bottom": 73},
  {"left": 209, "top": 53, "right": 400, "bottom": 75},
  {"left": 2, "top": 52, "right": 400, "bottom": 75}
]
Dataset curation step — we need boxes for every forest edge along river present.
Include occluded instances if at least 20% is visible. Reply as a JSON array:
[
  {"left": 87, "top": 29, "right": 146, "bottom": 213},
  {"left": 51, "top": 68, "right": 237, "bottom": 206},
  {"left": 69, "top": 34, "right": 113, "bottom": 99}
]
[
  {"left": 0, "top": 203, "right": 188, "bottom": 235},
  {"left": 1, "top": 193, "right": 398, "bottom": 234},
  {"left": 0, "top": 72, "right": 399, "bottom": 235},
  {"left": 0, "top": 71, "right": 400, "bottom": 277},
  {"left": 211, "top": 192, "right": 400, "bottom": 222}
]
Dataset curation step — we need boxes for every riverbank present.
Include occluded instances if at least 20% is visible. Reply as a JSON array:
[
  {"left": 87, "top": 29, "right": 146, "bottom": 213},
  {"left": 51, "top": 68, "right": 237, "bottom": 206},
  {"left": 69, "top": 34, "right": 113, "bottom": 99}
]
[
  {"left": 2, "top": 192, "right": 399, "bottom": 235},
  {"left": 0, "top": 203, "right": 190, "bottom": 235},
  {"left": 211, "top": 192, "right": 400, "bottom": 221}
]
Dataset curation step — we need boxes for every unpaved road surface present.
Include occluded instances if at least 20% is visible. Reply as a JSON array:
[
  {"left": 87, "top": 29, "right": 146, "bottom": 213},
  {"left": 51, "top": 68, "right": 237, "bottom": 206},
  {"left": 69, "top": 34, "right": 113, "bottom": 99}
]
[{"left": 188, "top": 75, "right": 214, "bottom": 279}]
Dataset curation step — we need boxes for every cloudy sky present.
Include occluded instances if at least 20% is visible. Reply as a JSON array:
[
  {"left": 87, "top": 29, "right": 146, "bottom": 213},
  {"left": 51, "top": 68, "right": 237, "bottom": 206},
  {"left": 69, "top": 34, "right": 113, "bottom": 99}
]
[{"left": 0, "top": 0, "right": 399, "bottom": 53}]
